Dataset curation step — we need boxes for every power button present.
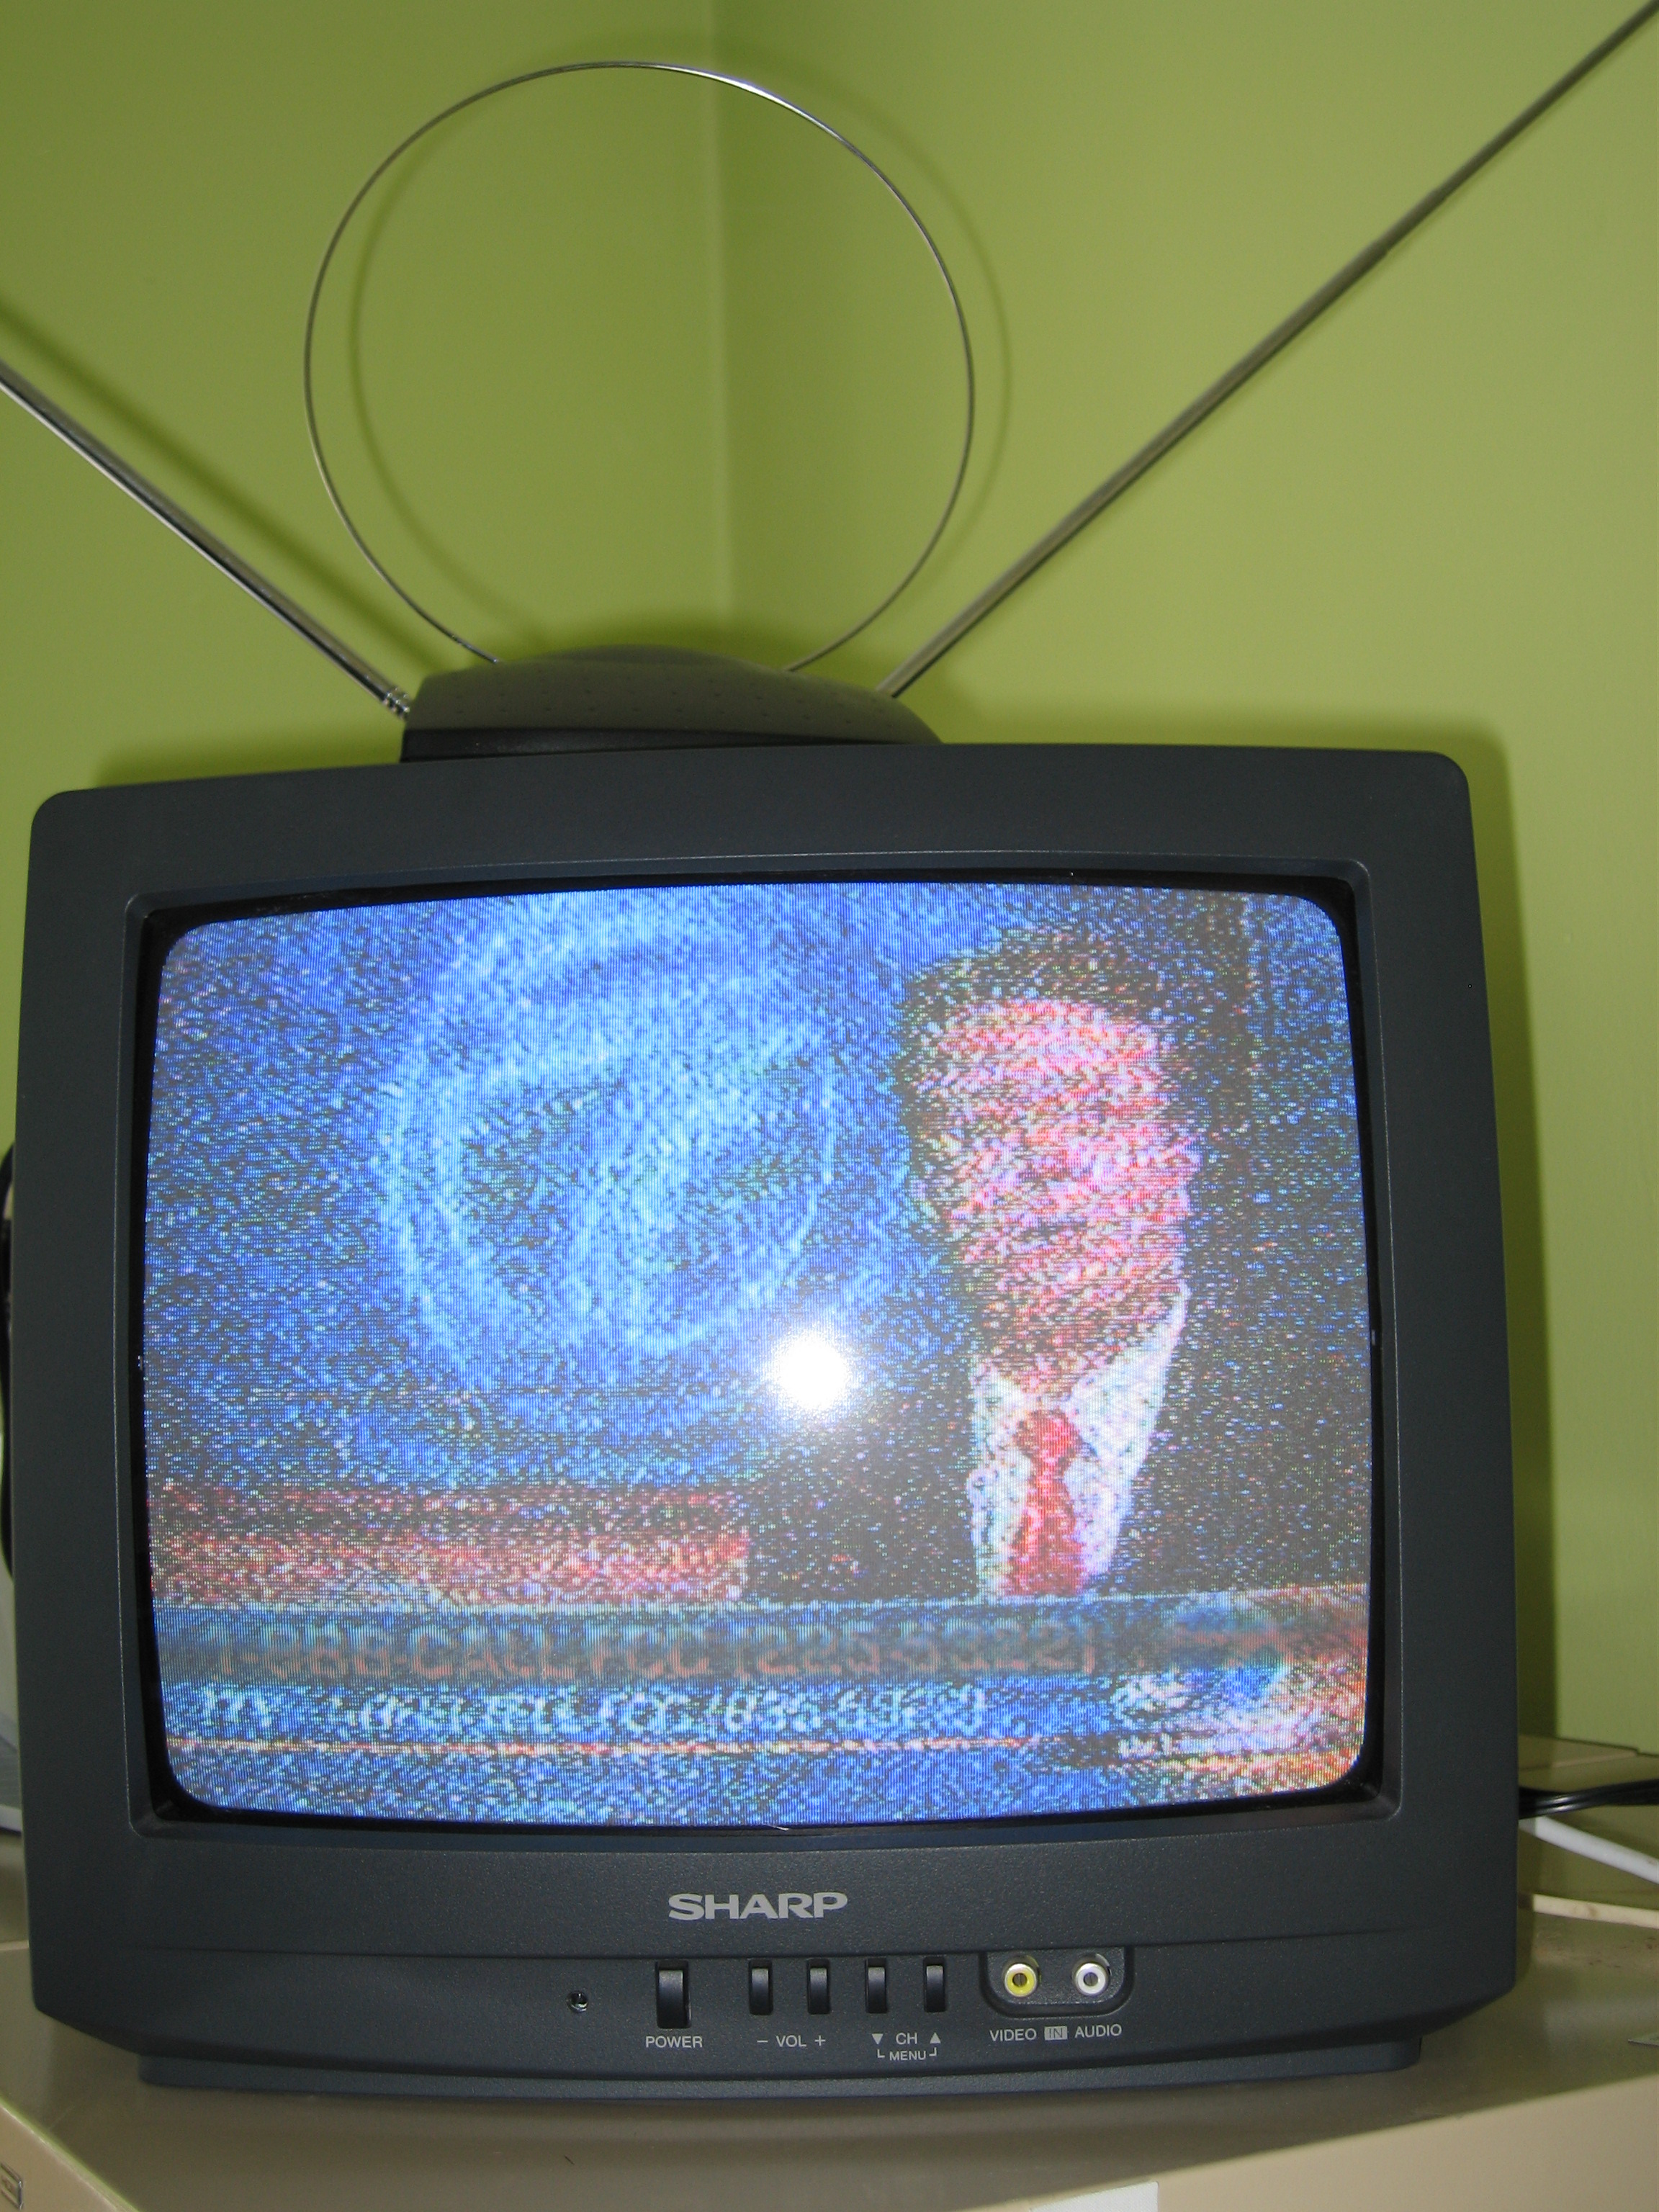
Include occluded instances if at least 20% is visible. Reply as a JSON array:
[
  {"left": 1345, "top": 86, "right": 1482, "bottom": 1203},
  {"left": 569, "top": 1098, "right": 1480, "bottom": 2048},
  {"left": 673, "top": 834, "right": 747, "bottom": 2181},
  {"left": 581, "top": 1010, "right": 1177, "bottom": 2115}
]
[{"left": 655, "top": 1964, "right": 689, "bottom": 2030}]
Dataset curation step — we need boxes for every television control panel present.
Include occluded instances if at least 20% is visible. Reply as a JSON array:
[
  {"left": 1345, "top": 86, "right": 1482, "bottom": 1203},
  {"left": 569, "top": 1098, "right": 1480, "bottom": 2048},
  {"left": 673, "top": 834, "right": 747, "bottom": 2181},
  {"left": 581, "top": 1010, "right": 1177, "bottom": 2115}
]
[{"left": 549, "top": 1948, "right": 1131, "bottom": 2085}]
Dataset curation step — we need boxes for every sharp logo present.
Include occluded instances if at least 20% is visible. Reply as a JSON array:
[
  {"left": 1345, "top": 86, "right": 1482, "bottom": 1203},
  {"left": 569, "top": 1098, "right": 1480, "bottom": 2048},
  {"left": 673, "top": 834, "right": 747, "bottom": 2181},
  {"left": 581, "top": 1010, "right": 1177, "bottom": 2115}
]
[{"left": 668, "top": 1891, "right": 848, "bottom": 1923}]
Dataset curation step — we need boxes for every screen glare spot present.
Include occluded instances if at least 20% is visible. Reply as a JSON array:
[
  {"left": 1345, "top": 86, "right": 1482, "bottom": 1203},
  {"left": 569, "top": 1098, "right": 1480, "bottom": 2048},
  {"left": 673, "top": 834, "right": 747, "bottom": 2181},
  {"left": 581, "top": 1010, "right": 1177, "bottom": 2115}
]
[{"left": 770, "top": 1331, "right": 853, "bottom": 1413}]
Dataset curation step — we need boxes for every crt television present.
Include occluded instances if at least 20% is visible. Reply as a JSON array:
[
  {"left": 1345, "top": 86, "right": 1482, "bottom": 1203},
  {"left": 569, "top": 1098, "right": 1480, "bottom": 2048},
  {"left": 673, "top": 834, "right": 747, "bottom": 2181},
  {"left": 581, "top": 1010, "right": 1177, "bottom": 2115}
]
[{"left": 13, "top": 656, "right": 1516, "bottom": 2095}]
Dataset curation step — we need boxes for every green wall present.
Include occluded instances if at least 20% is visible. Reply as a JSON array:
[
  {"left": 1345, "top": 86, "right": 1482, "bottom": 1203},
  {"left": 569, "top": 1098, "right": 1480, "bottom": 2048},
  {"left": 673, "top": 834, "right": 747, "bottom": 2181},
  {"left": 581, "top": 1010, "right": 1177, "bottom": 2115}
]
[{"left": 1, "top": 3, "right": 1654, "bottom": 1745}]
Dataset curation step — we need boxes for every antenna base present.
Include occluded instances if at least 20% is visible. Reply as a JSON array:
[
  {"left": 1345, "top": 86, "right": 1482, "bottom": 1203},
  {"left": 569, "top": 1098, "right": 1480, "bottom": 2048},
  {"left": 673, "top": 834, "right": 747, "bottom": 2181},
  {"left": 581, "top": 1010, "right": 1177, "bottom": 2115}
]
[{"left": 399, "top": 647, "right": 939, "bottom": 760}]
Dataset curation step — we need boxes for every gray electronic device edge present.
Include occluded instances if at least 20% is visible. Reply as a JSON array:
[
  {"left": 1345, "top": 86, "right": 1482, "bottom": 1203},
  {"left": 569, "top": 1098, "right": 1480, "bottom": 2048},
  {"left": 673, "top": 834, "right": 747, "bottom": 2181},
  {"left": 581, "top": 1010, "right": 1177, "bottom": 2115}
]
[{"left": 13, "top": 736, "right": 1516, "bottom": 2095}]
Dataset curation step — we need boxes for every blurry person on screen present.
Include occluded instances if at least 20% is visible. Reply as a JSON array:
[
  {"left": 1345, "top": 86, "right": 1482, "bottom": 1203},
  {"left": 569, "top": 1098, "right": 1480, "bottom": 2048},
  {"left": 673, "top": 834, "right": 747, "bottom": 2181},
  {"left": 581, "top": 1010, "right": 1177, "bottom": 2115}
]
[
  {"left": 899, "top": 963, "right": 1197, "bottom": 1597},
  {"left": 747, "top": 915, "right": 1367, "bottom": 1604}
]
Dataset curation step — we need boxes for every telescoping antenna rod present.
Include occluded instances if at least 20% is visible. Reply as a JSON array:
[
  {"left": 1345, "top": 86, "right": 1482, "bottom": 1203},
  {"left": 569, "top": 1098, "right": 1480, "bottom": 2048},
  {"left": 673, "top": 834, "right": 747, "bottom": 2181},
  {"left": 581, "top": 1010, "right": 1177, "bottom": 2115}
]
[
  {"left": 878, "top": 0, "right": 1659, "bottom": 697},
  {"left": 0, "top": 355, "right": 410, "bottom": 718}
]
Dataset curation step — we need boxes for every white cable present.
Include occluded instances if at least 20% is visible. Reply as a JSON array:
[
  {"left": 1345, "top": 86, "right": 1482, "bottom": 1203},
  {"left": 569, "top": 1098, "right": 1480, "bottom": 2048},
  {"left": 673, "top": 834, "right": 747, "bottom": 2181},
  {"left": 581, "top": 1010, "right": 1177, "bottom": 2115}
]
[{"left": 1522, "top": 1815, "right": 1659, "bottom": 1888}]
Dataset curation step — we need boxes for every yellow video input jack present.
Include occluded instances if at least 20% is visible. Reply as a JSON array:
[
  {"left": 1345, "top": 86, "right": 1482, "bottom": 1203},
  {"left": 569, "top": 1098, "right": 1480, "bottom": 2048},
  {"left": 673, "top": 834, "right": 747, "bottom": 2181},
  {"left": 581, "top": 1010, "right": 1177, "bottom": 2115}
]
[{"left": 1001, "top": 1958, "right": 1040, "bottom": 2000}]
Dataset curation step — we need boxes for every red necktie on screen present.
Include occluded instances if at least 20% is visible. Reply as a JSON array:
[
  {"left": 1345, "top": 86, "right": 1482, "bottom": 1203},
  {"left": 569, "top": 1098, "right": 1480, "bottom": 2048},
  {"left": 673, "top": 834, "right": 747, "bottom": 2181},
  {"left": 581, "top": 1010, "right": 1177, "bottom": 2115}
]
[{"left": 1007, "top": 1409, "right": 1084, "bottom": 1597}]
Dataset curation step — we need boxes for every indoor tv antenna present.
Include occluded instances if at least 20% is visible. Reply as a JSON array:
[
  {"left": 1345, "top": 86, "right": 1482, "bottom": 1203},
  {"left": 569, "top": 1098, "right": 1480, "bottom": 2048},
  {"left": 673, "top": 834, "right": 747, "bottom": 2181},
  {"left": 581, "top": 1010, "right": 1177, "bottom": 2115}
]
[{"left": 1, "top": 1, "right": 1654, "bottom": 751}]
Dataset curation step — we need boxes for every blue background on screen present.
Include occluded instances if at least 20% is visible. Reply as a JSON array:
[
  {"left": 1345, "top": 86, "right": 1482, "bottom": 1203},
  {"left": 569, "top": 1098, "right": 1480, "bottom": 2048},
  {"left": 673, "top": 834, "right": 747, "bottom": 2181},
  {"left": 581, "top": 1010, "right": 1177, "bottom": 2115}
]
[{"left": 144, "top": 883, "right": 1360, "bottom": 1496}]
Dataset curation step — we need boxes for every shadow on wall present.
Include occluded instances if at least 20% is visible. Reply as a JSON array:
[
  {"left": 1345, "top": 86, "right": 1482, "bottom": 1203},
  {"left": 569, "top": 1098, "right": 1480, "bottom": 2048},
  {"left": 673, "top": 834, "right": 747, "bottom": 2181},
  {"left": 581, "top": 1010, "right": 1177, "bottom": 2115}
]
[
  {"left": 94, "top": 653, "right": 1556, "bottom": 1735},
  {"left": 0, "top": 294, "right": 436, "bottom": 678}
]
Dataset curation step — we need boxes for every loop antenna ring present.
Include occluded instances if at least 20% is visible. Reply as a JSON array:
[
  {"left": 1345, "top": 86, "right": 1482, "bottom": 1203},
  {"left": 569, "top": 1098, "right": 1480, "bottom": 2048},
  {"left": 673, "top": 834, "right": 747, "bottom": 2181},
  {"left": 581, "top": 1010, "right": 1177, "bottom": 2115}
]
[{"left": 303, "top": 60, "right": 976, "bottom": 670}]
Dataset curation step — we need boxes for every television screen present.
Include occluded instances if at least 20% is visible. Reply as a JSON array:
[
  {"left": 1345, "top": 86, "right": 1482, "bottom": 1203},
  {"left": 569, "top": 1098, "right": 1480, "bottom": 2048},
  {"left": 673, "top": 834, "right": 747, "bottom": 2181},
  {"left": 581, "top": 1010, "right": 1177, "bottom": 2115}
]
[{"left": 139, "top": 878, "right": 1373, "bottom": 1831}]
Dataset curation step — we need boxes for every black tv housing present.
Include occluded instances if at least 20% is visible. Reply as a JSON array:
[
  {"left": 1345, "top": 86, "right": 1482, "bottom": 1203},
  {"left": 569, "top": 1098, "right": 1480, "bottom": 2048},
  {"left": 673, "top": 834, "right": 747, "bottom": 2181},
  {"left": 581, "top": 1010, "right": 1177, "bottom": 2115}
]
[{"left": 13, "top": 662, "right": 1516, "bottom": 2095}]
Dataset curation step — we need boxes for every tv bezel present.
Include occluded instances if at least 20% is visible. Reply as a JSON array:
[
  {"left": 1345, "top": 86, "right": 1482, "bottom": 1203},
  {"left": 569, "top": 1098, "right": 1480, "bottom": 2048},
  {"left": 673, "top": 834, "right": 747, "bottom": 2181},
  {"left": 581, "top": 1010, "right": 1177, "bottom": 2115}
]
[{"left": 13, "top": 739, "right": 1516, "bottom": 2088}]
